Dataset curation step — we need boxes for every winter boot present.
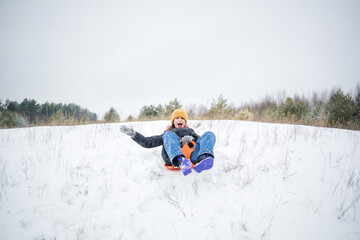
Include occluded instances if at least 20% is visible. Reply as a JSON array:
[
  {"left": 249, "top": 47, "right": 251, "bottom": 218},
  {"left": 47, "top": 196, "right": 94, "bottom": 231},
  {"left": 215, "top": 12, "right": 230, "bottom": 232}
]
[
  {"left": 193, "top": 154, "right": 214, "bottom": 173},
  {"left": 176, "top": 155, "right": 192, "bottom": 176}
]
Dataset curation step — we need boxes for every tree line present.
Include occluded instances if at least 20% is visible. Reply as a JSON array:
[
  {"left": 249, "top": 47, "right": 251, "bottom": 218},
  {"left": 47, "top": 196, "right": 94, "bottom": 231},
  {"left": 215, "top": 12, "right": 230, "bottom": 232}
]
[
  {"left": 1, "top": 85, "right": 360, "bottom": 130},
  {"left": 128, "top": 86, "right": 360, "bottom": 130},
  {"left": 0, "top": 99, "right": 97, "bottom": 128},
  {"left": 238, "top": 87, "right": 360, "bottom": 129}
]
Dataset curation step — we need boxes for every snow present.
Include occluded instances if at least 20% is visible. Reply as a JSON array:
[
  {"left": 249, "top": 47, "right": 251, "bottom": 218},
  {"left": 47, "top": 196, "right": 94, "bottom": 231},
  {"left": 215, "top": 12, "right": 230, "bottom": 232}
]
[{"left": 0, "top": 120, "right": 359, "bottom": 240}]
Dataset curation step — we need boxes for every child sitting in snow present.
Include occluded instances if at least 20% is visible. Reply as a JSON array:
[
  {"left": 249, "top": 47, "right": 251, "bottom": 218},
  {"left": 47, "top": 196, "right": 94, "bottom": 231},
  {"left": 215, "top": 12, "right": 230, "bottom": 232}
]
[{"left": 120, "top": 108, "right": 216, "bottom": 176}]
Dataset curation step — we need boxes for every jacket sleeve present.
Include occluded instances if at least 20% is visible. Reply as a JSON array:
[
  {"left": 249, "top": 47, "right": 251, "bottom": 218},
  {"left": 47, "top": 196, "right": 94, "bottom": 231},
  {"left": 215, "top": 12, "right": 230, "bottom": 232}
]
[{"left": 131, "top": 131, "right": 164, "bottom": 148}]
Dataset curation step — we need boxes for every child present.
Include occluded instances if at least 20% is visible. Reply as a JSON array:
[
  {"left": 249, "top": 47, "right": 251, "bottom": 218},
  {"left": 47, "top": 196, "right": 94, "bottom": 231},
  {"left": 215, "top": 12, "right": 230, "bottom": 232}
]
[{"left": 120, "top": 108, "right": 216, "bottom": 176}]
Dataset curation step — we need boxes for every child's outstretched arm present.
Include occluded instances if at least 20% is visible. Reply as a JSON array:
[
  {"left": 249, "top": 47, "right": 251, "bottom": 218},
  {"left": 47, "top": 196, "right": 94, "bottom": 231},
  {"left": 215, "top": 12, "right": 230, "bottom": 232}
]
[{"left": 120, "top": 125, "right": 163, "bottom": 148}]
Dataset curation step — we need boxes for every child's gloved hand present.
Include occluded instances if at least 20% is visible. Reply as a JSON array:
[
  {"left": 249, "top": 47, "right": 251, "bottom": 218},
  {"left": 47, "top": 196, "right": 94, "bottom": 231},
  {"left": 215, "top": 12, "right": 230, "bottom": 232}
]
[
  {"left": 181, "top": 135, "right": 194, "bottom": 146},
  {"left": 120, "top": 125, "right": 136, "bottom": 138}
]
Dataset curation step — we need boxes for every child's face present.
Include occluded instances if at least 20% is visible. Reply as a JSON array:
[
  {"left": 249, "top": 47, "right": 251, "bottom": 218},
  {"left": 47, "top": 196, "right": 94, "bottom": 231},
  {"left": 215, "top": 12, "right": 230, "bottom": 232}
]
[{"left": 173, "top": 117, "right": 186, "bottom": 128}]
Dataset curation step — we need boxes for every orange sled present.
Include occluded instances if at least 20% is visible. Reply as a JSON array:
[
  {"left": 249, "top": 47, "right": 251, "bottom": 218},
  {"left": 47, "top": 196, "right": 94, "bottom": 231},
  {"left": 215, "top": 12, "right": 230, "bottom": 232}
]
[{"left": 164, "top": 140, "right": 195, "bottom": 170}]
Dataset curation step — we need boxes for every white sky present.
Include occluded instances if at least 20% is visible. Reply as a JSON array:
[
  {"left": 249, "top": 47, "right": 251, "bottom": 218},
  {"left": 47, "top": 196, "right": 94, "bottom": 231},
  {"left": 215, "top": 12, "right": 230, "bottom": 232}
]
[{"left": 1, "top": 0, "right": 359, "bottom": 119}]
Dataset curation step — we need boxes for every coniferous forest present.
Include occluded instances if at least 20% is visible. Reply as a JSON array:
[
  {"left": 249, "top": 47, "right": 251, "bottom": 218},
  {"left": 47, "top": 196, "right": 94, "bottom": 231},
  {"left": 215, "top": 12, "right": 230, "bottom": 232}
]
[{"left": 0, "top": 99, "right": 97, "bottom": 127}]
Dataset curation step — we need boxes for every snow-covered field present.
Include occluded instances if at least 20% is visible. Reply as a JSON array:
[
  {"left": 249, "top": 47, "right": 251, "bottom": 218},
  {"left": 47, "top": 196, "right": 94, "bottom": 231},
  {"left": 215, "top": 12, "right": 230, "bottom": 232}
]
[{"left": 0, "top": 120, "right": 359, "bottom": 240}]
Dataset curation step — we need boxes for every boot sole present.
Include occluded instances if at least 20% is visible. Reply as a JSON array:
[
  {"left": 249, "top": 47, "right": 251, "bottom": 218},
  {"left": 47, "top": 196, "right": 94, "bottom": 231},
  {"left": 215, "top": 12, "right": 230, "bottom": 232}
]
[{"left": 194, "top": 157, "right": 214, "bottom": 173}]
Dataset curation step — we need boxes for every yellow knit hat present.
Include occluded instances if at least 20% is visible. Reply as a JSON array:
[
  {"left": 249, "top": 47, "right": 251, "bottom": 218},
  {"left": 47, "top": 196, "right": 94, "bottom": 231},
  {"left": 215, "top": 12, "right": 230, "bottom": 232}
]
[{"left": 171, "top": 108, "right": 188, "bottom": 124}]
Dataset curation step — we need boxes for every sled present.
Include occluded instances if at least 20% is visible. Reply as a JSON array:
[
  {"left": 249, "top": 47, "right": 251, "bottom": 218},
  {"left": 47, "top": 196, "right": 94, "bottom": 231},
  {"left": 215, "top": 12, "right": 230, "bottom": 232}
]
[{"left": 164, "top": 140, "right": 195, "bottom": 170}]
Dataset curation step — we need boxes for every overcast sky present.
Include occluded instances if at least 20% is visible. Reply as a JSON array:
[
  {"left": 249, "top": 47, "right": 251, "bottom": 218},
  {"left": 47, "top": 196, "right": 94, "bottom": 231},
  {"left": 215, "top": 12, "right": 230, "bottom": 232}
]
[{"left": 1, "top": 0, "right": 359, "bottom": 119}]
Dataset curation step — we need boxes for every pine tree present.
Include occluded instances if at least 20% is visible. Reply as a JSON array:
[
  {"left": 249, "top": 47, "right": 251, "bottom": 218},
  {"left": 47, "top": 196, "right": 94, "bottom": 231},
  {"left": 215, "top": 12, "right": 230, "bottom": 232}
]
[
  {"left": 165, "top": 98, "right": 182, "bottom": 116},
  {"left": 209, "top": 95, "right": 230, "bottom": 117},
  {"left": 104, "top": 107, "right": 120, "bottom": 122},
  {"left": 325, "top": 89, "right": 357, "bottom": 125}
]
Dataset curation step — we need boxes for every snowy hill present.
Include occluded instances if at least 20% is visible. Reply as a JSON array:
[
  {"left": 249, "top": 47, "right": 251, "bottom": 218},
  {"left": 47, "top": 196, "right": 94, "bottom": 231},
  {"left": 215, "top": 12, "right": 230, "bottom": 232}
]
[{"left": 0, "top": 120, "right": 359, "bottom": 240}]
